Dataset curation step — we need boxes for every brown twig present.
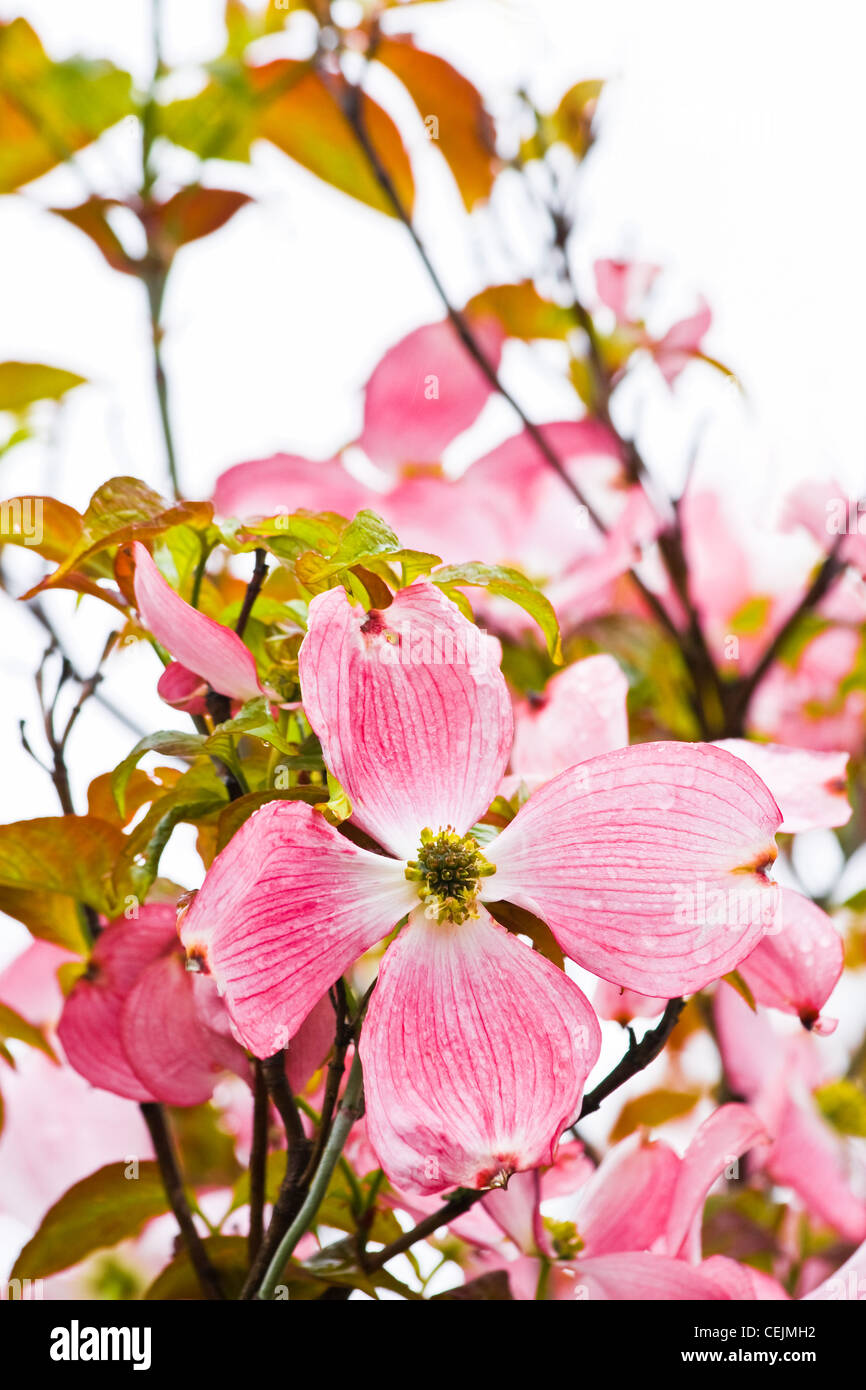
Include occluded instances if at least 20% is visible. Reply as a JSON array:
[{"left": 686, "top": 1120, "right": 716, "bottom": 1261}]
[{"left": 140, "top": 1102, "right": 226, "bottom": 1300}]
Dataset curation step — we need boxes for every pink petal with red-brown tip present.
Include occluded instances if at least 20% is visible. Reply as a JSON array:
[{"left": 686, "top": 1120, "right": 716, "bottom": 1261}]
[
  {"left": 567, "top": 1252, "right": 729, "bottom": 1300},
  {"left": 665, "top": 1103, "right": 767, "bottom": 1260},
  {"left": 132, "top": 541, "right": 262, "bottom": 703},
  {"left": 121, "top": 954, "right": 248, "bottom": 1106},
  {"left": 214, "top": 452, "right": 371, "bottom": 522},
  {"left": 483, "top": 742, "right": 782, "bottom": 997},
  {"left": 577, "top": 1132, "right": 680, "bottom": 1256},
  {"left": 593, "top": 979, "right": 669, "bottom": 1023},
  {"left": 510, "top": 653, "right": 629, "bottom": 782},
  {"left": 299, "top": 582, "right": 513, "bottom": 859},
  {"left": 178, "top": 799, "right": 416, "bottom": 1058},
  {"left": 157, "top": 661, "right": 209, "bottom": 714},
  {"left": 713, "top": 740, "right": 850, "bottom": 833},
  {"left": 738, "top": 888, "right": 843, "bottom": 1032},
  {"left": 360, "top": 905, "right": 600, "bottom": 1195},
  {"left": 57, "top": 906, "right": 180, "bottom": 1102},
  {"left": 359, "top": 318, "right": 504, "bottom": 474}
]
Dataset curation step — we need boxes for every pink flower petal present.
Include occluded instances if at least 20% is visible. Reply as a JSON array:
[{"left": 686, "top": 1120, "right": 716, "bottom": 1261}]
[
  {"left": 713, "top": 979, "right": 784, "bottom": 1098},
  {"left": 482, "top": 1169, "right": 544, "bottom": 1255},
  {"left": 738, "top": 888, "right": 844, "bottom": 1030},
  {"left": 360, "top": 905, "right": 601, "bottom": 1194},
  {"left": 569, "top": 1251, "right": 728, "bottom": 1300},
  {"left": 286, "top": 992, "right": 337, "bottom": 1093},
  {"left": 214, "top": 452, "right": 371, "bottom": 521},
  {"left": 700, "top": 1255, "right": 790, "bottom": 1300},
  {"left": 713, "top": 740, "right": 850, "bottom": 833},
  {"left": 359, "top": 319, "right": 504, "bottom": 474},
  {"left": 178, "top": 799, "right": 416, "bottom": 1057},
  {"left": 665, "top": 1104, "right": 767, "bottom": 1260},
  {"left": 484, "top": 742, "right": 782, "bottom": 997},
  {"left": 132, "top": 541, "right": 262, "bottom": 703},
  {"left": 157, "top": 661, "right": 209, "bottom": 714},
  {"left": 578, "top": 1133, "right": 680, "bottom": 1255},
  {"left": 511, "top": 654, "right": 629, "bottom": 782},
  {"left": 58, "top": 906, "right": 180, "bottom": 1102},
  {"left": 804, "top": 1239, "right": 866, "bottom": 1299},
  {"left": 299, "top": 582, "right": 513, "bottom": 859},
  {"left": 767, "top": 1094, "right": 866, "bottom": 1243},
  {"left": 121, "top": 953, "right": 249, "bottom": 1106},
  {"left": 0, "top": 939, "right": 76, "bottom": 1025},
  {"left": 593, "top": 980, "right": 669, "bottom": 1023},
  {"left": 594, "top": 258, "right": 660, "bottom": 323}
]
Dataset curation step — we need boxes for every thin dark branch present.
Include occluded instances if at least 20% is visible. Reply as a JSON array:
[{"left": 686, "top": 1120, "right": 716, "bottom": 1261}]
[
  {"left": 363, "top": 1188, "right": 486, "bottom": 1273},
  {"left": 574, "top": 996, "right": 686, "bottom": 1125},
  {"left": 248, "top": 1060, "right": 269, "bottom": 1265},
  {"left": 235, "top": 548, "right": 268, "bottom": 638},
  {"left": 140, "top": 1102, "right": 225, "bottom": 1300}
]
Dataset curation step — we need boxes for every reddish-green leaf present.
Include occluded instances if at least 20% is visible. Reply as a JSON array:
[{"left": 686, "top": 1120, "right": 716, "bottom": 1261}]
[
  {"left": 0, "top": 362, "right": 86, "bottom": 411},
  {"left": 11, "top": 1162, "right": 171, "bottom": 1280},
  {"left": 376, "top": 36, "right": 499, "bottom": 210}
]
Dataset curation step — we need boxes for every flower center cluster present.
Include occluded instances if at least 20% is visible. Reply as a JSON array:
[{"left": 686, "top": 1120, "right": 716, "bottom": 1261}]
[
  {"left": 543, "top": 1218, "right": 585, "bottom": 1261},
  {"left": 405, "top": 826, "right": 494, "bottom": 924}
]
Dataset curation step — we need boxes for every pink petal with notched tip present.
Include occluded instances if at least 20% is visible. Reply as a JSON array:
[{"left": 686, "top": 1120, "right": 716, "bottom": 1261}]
[
  {"left": 214, "top": 452, "right": 370, "bottom": 521},
  {"left": 510, "top": 653, "right": 629, "bottom": 782},
  {"left": 178, "top": 798, "right": 416, "bottom": 1058},
  {"left": 482, "top": 1169, "right": 545, "bottom": 1256},
  {"left": 483, "top": 742, "right": 782, "bottom": 997},
  {"left": 699, "top": 1255, "right": 790, "bottom": 1300},
  {"left": 567, "top": 1251, "right": 729, "bottom": 1300},
  {"left": 713, "top": 740, "right": 850, "bottom": 833},
  {"left": 57, "top": 906, "right": 180, "bottom": 1102},
  {"left": 299, "top": 582, "right": 513, "bottom": 860},
  {"left": 738, "top": 888, "right": 843, "bottom": 1032},
  {"left": 577, "top": 1132, "right": 680, "bottom": 1256},
  {"left": 359, "top": 318, "right": 504, "bottom": 474},
  {"left": 360, "top": 905, "right": 601, "bottom": 1195},
  {"left": 665, "top": 1103, "right": 767, "bottom": 1261},
  {"left": 121, "top": 953, "right": 248, "bottom": 1106},
  {"left": 131, "top": 542, "right": 262, "bottom": 703},
  {"left": 592, "top": 979, "right": 668, "bottom": 1023},
  {"left": 157, "top": 661, "right": 208, "bottom": 714}
]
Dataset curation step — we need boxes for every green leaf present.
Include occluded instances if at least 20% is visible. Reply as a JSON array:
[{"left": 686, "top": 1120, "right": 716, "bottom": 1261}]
[
  {"left": 217, "top": 788, "right": 327, "bottom": 852},
  {"left": 432, "top": 561, "right": 562, "bottom": 662},
  {"left": 552, "top": 79, "right": 604, "bottom": 159},
  {"left": 0, "top": 886, "right": 88, "bottom": 954},
  {"left": 815, "top": 1080, "right": 866, "bottom": 1137},
  {"left": 0, "top": 361, "right": 86, "bottom": 411},
  {"left": 722, "top": 970, "right": 757, "bottom": 1012},
  {"left": 113, "top": 764, "right": 228, "bottom": 899},
  {"left": 0, "top": 18, "right": 133, "bottom": 192},
  {"left": 317, "top": 1167, "right": 403, "bottom": 1247},
  {"left": 254, "top": 63, "right": 415, "bottom": 218},
  {"left": 0, "top": 816, "right": 125, "bottom": 916},
  {"left": 0, "top": 1000, "right": 58, "bottom": 1063},
  {"left": 375, "top": 36, "right": 499, "bottom": 211},
  {"left": 11, "top": 1162, "right": 171, "bottom": 1280},
  {"left": 295, "top": 510, "right": 440, "bottom": 593},
  {"left": 465, "top": 283, "right": 573, "bottom": 340},
  {"left": 145, "top": 1236, "right": 248, "bottom": 1300},
  {"left": 111, "top": 732, "right": 206, "bottom": 816},
  {"left": 610, "top": 1088, "right": 702, "bottom": 1142},
  {"left": 0, "top": 495, "right": 83, "bottom": 562}
]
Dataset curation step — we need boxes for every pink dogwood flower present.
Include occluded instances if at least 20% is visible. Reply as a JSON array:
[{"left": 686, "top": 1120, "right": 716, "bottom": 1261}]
[
  {"left": 458, "top": 1104, "right": 783, "bottom": 1299},
  {"left": 131, "top": 541, "right": 264, "bottom": 710},
  {"left": 58, "top": 904, "right": 249, "bottom": 1106},
  {"left": 178, "top": 580, "right": 782, "bottom": 1195},
  {"left": 715, "top": 982, "right": 866, "bottom": 1243}
]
